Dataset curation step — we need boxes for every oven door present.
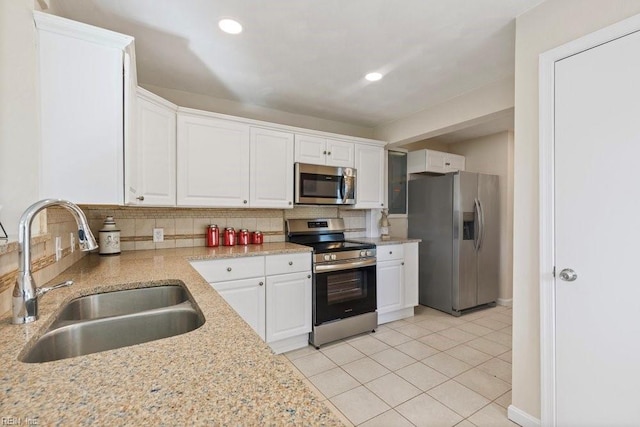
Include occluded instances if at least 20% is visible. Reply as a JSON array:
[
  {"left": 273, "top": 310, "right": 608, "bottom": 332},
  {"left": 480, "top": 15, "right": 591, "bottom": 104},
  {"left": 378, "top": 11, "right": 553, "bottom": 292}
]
[
  {"left": 294, "top": 163, "right": 356, "bottom": 205},
  {"left": 314, "top": 262, "right": 376, "bottom": 325}
]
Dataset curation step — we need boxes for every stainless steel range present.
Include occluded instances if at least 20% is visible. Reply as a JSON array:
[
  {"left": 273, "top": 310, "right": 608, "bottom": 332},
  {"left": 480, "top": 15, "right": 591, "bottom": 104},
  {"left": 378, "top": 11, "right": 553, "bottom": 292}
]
[{"left": 286, "top": 218, "right": 377, "bottom": 348}]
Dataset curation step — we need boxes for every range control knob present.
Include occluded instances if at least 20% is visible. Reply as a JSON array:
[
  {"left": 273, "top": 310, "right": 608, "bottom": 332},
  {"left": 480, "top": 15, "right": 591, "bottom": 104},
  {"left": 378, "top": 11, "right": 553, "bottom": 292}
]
[
  {"left": 366, "top": 250, "right": 373, "bottom": 257},
  {"left": 330, "top": 254, "right": 337, "bottom": 261},
  {"left": 360, "top": 250, "right": 366, "bottom": 257},
  {"left": 323, "top": 254, "right": 331, "bottom": 261}
]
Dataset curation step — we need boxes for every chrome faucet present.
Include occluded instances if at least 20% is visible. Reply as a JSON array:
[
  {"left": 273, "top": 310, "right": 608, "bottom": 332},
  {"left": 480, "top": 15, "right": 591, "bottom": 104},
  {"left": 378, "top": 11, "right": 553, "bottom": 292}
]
[{"left": 12, "top": 199, "right": 98, "bottom": 324}]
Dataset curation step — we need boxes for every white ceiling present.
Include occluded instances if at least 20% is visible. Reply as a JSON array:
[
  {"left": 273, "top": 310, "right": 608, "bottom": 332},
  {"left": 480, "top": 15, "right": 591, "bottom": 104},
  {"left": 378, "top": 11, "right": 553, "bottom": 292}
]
[{"left": 50, "top": 0, "right": 542, "bottom": 129}]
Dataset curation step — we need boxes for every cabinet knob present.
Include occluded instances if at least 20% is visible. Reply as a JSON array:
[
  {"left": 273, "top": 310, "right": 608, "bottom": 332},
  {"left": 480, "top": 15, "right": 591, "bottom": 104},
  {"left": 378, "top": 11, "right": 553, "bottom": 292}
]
[
  {"left": 288, "top": 201, "right": 292, "bottom": 205},
  {"left": 259, "top": 281, "right": 264, "bottom": 286},
  {"left": 380, "top": 203, "right": 384, "bottom": 207},
  {"left": 327, "top": 151, "right": 332, "bottom": 155},
  {"left": 136, "top": 196, "right": 145, "bottom": 201},
  {"left": 323, "top": 150, "right": 327, "bottom": 155},
  {"left": 227, "top": 267, "right": 232, "bottom": 272},
  {"left": 288, "top": 261, "right": 293, "bottom": 265},
  {"left": 389, "top": 251, "right": 392, "bottom": 254},
  {"left": 307, "top": 275, "right": 311, "bottom": 279},
  {"left": 401, "top": 262, "right": 405, "bottom": 266},
  {"left": 243, "top": 200, "right": 247, "bottom": 204},
  {"left": 445, "top": 162, "right": 451, "bottom": 166}
]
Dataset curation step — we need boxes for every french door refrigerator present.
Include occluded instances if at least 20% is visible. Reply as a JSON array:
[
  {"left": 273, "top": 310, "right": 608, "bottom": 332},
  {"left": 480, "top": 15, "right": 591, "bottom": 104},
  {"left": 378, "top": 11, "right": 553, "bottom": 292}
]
[{"left": 408, "top": 171, "right": 499, "bottom": 315}]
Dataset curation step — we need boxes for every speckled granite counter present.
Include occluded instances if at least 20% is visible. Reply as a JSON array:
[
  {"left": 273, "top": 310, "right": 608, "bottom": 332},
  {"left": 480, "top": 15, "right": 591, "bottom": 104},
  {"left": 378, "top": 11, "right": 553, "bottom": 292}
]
[
  {"left": 0, "top": 244, "right": 344, "bottom": 426},
  {"left": 350, "top": 237, "right": 421, "bottom": 245}
]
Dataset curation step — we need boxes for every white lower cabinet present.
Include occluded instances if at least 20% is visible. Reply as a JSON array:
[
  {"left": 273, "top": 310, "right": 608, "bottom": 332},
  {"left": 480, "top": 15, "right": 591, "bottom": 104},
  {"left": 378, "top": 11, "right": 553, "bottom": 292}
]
[
  {"left": 190, "top": 252, "right": 312, "bottom": 353},
  {"left": 376, "top": 242, "right": 419, "bottom": 324}
]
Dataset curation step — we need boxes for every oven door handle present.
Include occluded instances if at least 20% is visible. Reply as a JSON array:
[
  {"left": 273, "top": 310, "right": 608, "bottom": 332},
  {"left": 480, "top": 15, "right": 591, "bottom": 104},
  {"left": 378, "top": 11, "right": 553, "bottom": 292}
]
[{"left": 314, "top": 258, "right": 376, "bottom": 273}]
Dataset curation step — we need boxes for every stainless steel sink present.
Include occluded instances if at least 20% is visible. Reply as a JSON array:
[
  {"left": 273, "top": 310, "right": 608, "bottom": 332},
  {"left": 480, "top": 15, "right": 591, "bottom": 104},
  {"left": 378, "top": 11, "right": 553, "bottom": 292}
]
[{"left": 19, "top": 283, "right": 205, "bottom": 363}]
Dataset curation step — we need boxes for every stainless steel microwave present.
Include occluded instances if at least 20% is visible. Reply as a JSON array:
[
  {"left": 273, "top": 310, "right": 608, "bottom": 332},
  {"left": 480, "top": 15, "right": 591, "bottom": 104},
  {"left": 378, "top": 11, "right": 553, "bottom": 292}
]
[{"left": 294, "top": 163, "right": 356, "bottom": 205}]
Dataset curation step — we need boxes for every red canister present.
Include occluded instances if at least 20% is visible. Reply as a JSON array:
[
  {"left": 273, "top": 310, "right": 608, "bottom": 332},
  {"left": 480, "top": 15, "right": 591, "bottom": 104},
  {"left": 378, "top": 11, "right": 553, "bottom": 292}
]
[
  {"left": 206, "top": 224, "right": 219, "bottom": 247},
  {"left": 238, "top": 229, "right": 250, "bottom": 245},
  {"left": 251, "top": 231, "right": 264, "bottom": 245},
  {"left": 223, "top": 227, "right": 236, "bottom": 246}
]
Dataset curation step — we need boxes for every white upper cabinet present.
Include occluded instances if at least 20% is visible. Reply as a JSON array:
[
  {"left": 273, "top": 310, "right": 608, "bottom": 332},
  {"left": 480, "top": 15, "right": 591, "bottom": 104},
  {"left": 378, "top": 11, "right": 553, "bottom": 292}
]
[
  {"left": 295, "top": 134, "right": 354, "bottom": 167},
  {"left": 177, "top": 112, "right": 250, "bottom": 207},
  {"left": 128, "top": 88, "right": 177, "bottom": 206},
  {"left": 407, "top": 149, "right": 465, "bottom": 174},
  {"left": 354, "top": 144, "right": 385, "bottom": 209},
  {"left": 35, "top": 12, "right": 135, "bottom": 205},
  {"left": 250, "top": 128, "right": 294, "bottom": 208}
]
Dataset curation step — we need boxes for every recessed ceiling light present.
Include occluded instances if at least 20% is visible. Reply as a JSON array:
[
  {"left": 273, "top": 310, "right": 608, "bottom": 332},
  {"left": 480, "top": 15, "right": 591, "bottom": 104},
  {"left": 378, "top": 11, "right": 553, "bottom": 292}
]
[
  {"left": 365, "top": 72, "right": 383, "bottom": 82},
  {"left": 219, "top": 18, "right": 243, "bottom": 35}
]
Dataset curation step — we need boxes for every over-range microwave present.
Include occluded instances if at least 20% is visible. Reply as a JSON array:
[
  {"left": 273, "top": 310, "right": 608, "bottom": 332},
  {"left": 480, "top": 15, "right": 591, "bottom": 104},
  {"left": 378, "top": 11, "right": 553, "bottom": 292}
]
[{"left": 294, "top": 163, "right": 356, "bottom": 205}]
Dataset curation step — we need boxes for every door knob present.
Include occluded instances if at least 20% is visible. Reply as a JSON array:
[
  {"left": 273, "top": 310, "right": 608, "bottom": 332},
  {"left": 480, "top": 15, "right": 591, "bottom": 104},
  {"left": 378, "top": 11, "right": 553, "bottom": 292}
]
[{"left": 559, "top": 268, "right": 577, "bottom": 282}]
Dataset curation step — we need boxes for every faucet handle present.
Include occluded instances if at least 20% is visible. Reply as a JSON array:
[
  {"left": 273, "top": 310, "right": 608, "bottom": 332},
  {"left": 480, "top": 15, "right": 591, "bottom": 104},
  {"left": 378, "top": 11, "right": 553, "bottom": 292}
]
[{"left": 36, "top": 280, "right": 73, "bottom": 297}]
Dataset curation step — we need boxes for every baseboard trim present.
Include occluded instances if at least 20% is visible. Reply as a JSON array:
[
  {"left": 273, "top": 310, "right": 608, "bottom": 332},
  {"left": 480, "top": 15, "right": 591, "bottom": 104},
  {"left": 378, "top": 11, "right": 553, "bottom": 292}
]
[
  {"left": 508, "top": 405, "right": 541, "bottom": 427},
  {"left": 497, "top": 298, "right": 513, "bottom": 307}
]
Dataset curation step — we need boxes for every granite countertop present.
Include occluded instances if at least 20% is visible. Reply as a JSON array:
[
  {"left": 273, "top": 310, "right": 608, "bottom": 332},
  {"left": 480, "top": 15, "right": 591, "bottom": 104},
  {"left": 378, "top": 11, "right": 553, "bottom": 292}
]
[
  {"left": 0, "top": 244, "right": 344, "bottom": 426},
  {"left": 351, "top": 236, "right": 422, "bottom": 245}
]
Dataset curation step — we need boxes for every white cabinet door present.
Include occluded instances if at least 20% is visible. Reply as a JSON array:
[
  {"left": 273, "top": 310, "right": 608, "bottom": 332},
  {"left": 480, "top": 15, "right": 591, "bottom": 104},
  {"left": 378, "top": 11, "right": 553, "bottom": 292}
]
[
  {"left": 294, "top": 134, "right": 327, "bottom": 165},
  {"left": 403, "top": 242, "right": 419, "bottom": 307},
  {"left": 266, "top": 271, "right": 312, "bottom": 343},
  {"left": 250, "top": 128, "right": 294, "bottom": 208},
  {"left": 36, "top": 13, "right": 132, "bottom": 204},
  {"left": 376, "top": 260, "right": 404, "bottom": 314},
  {"left": 354, "top": 144, "right": 385, "bottom": 209},
  {"left": 130, "top": 89, "right": 176, "bottom": 206},
  {"left": 177, "top": 113, "right": 250, "bottom": 207},
  {"left": 444, "top": 153, "right": 465, "bottom": 173},
  {"left": 213, "top": 277, "right": 266, "bottom": 340},
  {"left": 407, "top": 149, "right": 465, "bottom": 174},
  {"left": 325, "top": 139, "right": 354, "bottom": 167}
]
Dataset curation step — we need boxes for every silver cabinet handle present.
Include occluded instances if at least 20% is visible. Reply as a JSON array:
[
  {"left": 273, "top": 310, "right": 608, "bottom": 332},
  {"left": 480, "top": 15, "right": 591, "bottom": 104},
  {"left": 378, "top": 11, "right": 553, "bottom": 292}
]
[
  {"left": 136, "top": 196, "right": 144, "bottom": 201},
  {"left": 288, "top": 261, "right": 293, "bottom": 265},
  {"left": 559, "top": 268, "right": 577, "bottom": 282},
  {"left": 227, "top": 267, "right": 232, "bottom": 272},
  {"left": 259, "top": 281, "right": 264, "bottom": 286}
]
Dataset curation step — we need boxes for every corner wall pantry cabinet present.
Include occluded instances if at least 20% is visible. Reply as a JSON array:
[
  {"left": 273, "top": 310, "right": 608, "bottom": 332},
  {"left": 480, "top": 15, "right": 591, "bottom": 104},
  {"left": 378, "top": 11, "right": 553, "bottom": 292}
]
[
  {"left": 127, "top": 88, "right": 177, "bottom": 206},
  {"left": 35, "top": 12, "right": 136, "bottom": 205},
  {"left": 294, "top": 134, "right": 355, "bottom": 167}
]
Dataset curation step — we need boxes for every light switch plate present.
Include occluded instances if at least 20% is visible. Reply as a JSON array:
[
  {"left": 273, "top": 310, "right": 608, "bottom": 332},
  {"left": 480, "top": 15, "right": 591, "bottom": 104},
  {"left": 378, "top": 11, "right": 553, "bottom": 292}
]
[{"left": 153, "top": 228, "right": 164, "bottom": 243}]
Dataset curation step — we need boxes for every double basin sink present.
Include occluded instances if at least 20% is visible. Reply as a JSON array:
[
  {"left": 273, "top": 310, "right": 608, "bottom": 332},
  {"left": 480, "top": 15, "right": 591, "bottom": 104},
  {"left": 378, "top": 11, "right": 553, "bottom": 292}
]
[{"left": 20, "top": 282, "right": 205, "bottom": 363}]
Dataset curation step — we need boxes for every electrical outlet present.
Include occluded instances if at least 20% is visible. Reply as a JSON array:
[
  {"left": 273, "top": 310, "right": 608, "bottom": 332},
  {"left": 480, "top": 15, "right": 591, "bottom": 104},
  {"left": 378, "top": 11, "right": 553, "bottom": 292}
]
[
  {"left": 153, "top": 228, "right": 164, "bottom": 243},
  {"left": 55, "top": 236, "right": 62, "bottom": 261},
  {"left": 70, "top": 232, "right": 75, "bottom": 253}
]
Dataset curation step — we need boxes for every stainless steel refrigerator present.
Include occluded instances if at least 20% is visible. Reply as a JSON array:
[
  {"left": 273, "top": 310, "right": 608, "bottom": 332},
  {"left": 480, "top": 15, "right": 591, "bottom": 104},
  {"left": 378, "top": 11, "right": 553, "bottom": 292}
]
[{"left": 408, "top": 171, "right": 499, "bottom": 315}]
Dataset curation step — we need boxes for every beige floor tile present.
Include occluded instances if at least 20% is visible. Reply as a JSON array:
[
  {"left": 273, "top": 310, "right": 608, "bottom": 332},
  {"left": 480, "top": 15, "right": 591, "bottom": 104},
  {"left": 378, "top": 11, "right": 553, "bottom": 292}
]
[
  {"left": 434, "top": 315, "right": 469, "bottom": 327},
  {"left": 342, "top": 357, "right": 391, "bottom": 383},
  {"left": 473, "top": 317, "right": 509, "bottom": 331},
  {"left": 465, "top": 337, "right": 510, "bottom": 356},
  {"left": 285, "top": 345, "right": 317, "bottom": 360},
  {"left": 438, "top": 327, "right": 478, "bottom": 344},
  {"left": 500, "top": 325, "right": 513, "bottom": 335},
  {"left": 291, "top": 352, "right": 337, "bottom": 377},
  {"left": 374, "top": 329, "right": 414, "bottom": 346},
  {"left": 321, "top": 400, "right": 355, "bottom": 427},
  {"left": 359, "top": 409, "right": 414, "bottom": 427},
  {"left": 396, "top": 362, "right": 448, "bottom": 391},
  {"left": 394, "top": 323, "right": 433, "bottom": 338},
  {"left": 330, "top": 386, "right": 391, "bottom": 425},
  {"left": 445, "top": 345, "right": 493, "bottom": 366},
  {"left": 396, "top": 393, "right": 464, "bottom": 427},
  {"left": 348, "top": 336, "right": 391, "bottom": 355},
  {"left": 415, "top": 319, "right": 452, "bottom": 332},
  {"left": 467, "top": 403, "right": 518, "bottom": 426},
  {"left": 370, "top": 348, "right": 417, "bottom": 371},
  {"left": 321, "top": 343, "right": 366, "bottom": 365},
  {"left": 477, "top": 358, "right": 512, "bottom": 384},
  {"left": 454, "top": 369, "right": 511, "bottom": 400},
  {"left": 384, "top": 319, "right": 413, "bottom": 330},
  {"left": 494, "top": 390, "right": 512, "bottom": 409},
  {"left": 455, "top": 420, "right": 476, "bottom": 427},
  {"left": 461, "top": 309, "right": 492, "bottom": 320},
  {"left": 422, "top": 352, "right": 473, "bottom": 378},
  {"left": 395, "top": 340, "right": 440, "bottom": 360},
  {"left": 427, "top": 380, "right": 491, "bottom": 418},
  {"left": 488, "top": 313, "right": 513, "bottom": 325},
  {"left": 365, "top": 373, "right": 422, "bottom": 407},
  {"left": 419, "top": 333, "right": 460, "bottom": 351},
  {"left": 497, "top": 350, "right": 512, "bottom": 363},
  {"left": 483, "top": 331, "right": 512, "bottom": 348},
  {"left": 457, "top": 322, "right": 494, "bottom": 337},
  {"left": 308, "top": 367, "right": 360, "bottom": 398}
]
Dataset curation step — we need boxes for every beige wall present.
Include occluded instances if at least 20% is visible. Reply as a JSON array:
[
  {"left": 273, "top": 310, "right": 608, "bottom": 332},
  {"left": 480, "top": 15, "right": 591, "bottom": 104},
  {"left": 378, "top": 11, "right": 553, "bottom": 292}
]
[
  {"left": 142, "top": 84, "right": 375, "bottom": 140},
  {"left": 0, "top": 0, "right": 40, "bottom": 236},
  {"left": 449, "top": 131, "right": 514, "bottom": 305},
  {"left": 512, "top": 0, "right": 640, "bottom": 419}
]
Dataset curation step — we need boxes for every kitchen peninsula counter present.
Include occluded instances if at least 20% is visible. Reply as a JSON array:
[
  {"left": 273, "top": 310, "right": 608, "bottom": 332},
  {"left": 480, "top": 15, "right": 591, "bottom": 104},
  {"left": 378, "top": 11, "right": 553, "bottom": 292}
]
[{"left": 0, "top": 244, "right": 344, "bottom": 426}]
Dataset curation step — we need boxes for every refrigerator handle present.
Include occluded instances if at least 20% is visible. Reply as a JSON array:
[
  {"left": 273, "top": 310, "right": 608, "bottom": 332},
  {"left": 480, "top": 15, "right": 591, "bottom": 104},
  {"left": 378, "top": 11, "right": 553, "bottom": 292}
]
[
  {"left": 473, "top": 198, "right": 480, "bottom": 251},
  {"left": 476, "top": 198, "right": 485, "bottom": 250}
]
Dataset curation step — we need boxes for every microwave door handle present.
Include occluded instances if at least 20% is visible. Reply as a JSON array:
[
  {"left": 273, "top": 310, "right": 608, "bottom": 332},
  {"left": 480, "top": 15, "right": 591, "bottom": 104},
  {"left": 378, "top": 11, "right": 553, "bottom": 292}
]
[{"left": 339, "top": 175, "right": 346, "bottom": 203}]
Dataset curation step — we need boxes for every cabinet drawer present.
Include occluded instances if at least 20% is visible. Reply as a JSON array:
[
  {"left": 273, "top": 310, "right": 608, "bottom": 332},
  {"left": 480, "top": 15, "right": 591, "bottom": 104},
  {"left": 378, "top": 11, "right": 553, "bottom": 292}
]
[
  {"left": 265, "top": 253, "right": 311, "bottom": 275},
  {"left": 376, "top": 244, "right": 404, "bottom": 262},
  {"left": 190, "top": 256, "right": 264, "bottom": 282}
]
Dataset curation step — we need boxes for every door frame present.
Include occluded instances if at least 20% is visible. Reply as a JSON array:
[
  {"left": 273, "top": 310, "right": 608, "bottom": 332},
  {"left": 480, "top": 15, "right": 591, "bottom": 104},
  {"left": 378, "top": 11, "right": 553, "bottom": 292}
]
[{"left": 539, "top": 13, "right": 640, "bottom": 427}]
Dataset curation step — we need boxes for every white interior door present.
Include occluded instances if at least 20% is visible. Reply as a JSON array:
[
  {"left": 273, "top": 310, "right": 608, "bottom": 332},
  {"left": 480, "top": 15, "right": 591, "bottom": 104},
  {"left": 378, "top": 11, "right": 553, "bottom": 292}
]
[{"left": 553, "top": 29, "right": 640, "bottom": 425}]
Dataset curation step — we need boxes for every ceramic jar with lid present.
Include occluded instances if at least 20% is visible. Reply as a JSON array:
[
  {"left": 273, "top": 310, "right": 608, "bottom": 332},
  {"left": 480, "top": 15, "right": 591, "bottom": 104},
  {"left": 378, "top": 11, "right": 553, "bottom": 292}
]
[{"left": 99, "top": 216, "right": 121, "bottom": 255}]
